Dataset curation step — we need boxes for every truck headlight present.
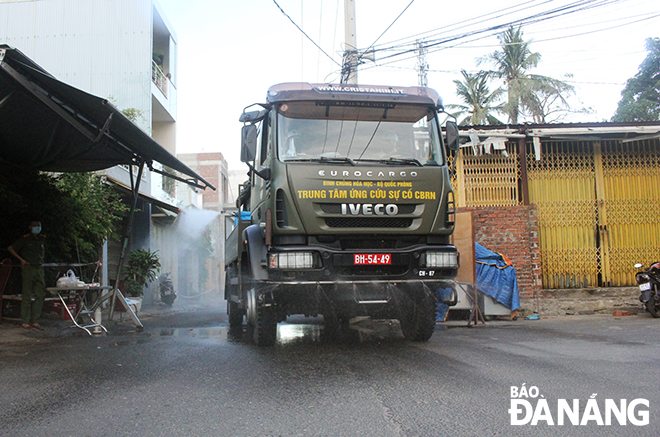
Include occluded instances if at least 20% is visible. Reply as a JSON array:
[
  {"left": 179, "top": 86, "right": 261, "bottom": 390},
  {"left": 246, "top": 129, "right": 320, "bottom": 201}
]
[
  {"left": 269, "top": 252, "right": 316, "bottom": 269},
  {"left": 421, "top": 251, "right": 459, "bottom": 268}
]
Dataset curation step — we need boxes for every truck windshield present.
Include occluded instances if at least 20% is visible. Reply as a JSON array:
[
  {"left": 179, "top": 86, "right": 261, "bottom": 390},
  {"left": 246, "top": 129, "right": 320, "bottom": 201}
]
[{"left": 277, "top": 105, "right": 444, "bottom": 166}]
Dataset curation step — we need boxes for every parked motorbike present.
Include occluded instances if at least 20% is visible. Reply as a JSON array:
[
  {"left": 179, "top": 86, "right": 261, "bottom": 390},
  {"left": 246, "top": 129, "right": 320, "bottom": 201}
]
[
  {"left": 159, "top": 273, "right": 176, "bottom": 306},
  {"left": 634, "top": 262, "right": 660, "bottom": 317}
]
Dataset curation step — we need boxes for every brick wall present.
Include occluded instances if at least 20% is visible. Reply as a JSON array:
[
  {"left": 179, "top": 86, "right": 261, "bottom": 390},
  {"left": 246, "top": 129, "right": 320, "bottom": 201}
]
[
  {"left": 199, "top": 164, "right": 220, "bottom": 208},
  {"left": 458, "top": 205, "right": 542, "bottom": 303}
]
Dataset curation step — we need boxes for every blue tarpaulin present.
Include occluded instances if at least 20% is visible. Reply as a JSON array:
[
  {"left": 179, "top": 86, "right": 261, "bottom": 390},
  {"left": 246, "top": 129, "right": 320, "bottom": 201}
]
[{"left": 475, "top": 243, "right": 520, "bottom": 311}]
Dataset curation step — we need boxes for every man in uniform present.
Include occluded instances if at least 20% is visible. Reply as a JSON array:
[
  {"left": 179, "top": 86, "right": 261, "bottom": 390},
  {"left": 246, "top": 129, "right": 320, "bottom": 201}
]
[{"left": 8, "top": 220, "right": 47, "bottom": 330}]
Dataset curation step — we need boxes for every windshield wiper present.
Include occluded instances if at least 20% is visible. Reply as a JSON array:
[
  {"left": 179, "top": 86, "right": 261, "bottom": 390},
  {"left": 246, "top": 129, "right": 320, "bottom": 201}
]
[
  {"left": 376, "top": 157, "right": 423, "bottom": 166},
  {"left": 319, "top": 156, "right": 356, "bottom": 165},
  {"left": 285, "top": 157, "right": 356, "bottom": 165}
]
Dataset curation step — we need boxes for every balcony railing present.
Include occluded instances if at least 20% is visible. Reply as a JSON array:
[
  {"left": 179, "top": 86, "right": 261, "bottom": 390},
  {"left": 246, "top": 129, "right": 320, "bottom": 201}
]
[{"left": 152, "top": 61, "right": 168, "bottom": 97}]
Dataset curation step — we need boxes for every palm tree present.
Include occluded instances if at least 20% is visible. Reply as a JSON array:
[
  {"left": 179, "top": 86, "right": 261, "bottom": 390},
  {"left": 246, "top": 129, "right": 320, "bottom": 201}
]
[
  {"left": 448, "top": 69, "right": 505, "bottom": 125},
  {"left": 481, "top": 25, "right": 574, "bottom": 124}
]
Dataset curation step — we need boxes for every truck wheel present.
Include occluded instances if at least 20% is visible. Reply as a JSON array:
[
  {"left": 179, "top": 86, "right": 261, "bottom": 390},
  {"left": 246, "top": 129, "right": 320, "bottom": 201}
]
[
  {"left": 246, "top": 288, "right": 277, "bottom": 346},
  {"left": 225, "top": 270, "right": 244, "bottom": 327},
  {"left": 253, "top": 303, "right": 277, "bottom": 346},
  {"left": 228, "top": 300, "right": 244, "bottom": 327},
  {"left": 402, "top": 291, "right": 437, "bottom": 342}
]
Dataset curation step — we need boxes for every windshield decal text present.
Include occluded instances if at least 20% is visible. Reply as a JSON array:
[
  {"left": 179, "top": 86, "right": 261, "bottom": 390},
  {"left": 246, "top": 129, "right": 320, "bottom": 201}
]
[{"left": 315, "top": 86, "right": 405, "bottom": 95}]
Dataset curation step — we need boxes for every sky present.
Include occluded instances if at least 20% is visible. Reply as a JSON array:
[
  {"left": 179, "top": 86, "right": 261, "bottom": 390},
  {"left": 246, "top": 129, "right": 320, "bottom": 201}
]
[{"left": 156, "top": 0, "right": 660, "bottom": 170}]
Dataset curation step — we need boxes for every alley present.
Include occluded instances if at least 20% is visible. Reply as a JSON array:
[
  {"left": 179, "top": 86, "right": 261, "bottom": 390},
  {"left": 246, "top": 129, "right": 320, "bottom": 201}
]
[{"left": 1, "top": 302, "right": 659, "bottom": 437}]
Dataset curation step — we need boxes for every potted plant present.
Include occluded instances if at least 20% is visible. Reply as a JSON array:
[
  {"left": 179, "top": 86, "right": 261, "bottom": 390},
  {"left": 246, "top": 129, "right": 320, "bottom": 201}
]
[{"left": 124, "top": 249, "right": 161, "bottom": 303}]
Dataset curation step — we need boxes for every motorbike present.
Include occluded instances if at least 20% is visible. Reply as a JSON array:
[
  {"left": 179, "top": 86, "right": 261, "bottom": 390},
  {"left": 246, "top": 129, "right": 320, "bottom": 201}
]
[
  {"left": 634, "top": 261, "right": 660, "bottom": 317},
  {"left": 159, "top": 272, "right": 177, "bottom": 306}
]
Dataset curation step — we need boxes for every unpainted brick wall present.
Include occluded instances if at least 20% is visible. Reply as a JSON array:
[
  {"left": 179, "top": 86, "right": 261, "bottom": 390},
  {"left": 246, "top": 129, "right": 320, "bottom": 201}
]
[{"left": 457, "top": 206, "right": 542, "bottom": 301}]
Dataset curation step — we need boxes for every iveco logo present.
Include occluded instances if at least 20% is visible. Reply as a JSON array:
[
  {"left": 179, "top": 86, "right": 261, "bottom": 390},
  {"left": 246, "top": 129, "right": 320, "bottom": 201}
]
[
  {"left": 319, "top": 170, "right": 418, "bottom": 178},
  {"left": 341, "top": 204, "right": 399, "bottom": 215}
]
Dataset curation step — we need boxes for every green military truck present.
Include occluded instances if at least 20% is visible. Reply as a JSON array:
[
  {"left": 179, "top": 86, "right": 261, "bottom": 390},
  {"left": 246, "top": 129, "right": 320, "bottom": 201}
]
[{"left": 225, "top": 83, "right": 460, "bottom": 345}]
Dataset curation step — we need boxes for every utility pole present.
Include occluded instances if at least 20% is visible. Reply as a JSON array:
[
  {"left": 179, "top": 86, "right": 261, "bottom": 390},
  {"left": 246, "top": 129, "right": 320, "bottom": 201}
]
[
  {"left": 416, "top": 40, "right": 428, "bottom": 88},
  {"left": 342, "top": 0, "right": 358, "bottom": 84}
]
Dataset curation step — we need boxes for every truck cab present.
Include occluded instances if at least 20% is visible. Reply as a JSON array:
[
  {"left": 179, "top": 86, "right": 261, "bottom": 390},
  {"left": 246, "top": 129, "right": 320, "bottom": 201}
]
[{"left": 226, "top": 83, "right": 460, "bottom": 345}]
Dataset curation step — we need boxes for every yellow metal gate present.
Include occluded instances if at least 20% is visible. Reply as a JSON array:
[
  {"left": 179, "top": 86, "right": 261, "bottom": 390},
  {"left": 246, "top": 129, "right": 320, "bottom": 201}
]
[
  {"left": 528, "top": 140, "right": 660, "bottom": 288},
  {"left": 450, "top": 145, "right": 520, "bottom": 207},
  {"left": 599, "top": 140, "right": 660, "bottom": 286},
  {"left": 527, "top": 141, "right": 599, "bottom": 288}
]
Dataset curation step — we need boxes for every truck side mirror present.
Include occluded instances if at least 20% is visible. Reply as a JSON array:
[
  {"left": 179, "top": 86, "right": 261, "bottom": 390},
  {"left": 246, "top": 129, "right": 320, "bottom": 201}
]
[
  {"left": 241, "top": 125, "right": 258, "bottom": 163},
  {"left": 445, "top": 121, "right": 459, "bottom": 151}
]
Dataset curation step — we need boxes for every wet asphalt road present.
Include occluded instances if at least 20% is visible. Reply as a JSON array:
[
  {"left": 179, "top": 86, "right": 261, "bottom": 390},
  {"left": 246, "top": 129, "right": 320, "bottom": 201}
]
[{"left": 1, "top": 301, "right": 659, "bottom": 437}]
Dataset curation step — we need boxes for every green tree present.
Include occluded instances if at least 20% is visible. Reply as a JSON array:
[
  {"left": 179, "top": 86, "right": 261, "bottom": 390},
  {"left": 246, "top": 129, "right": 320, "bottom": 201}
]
[
  {"left": 526, "top": 74, "right": 581, "bottom": 123},
  {"left": 612, "top": 38, "right": 660, "bottom": 122},
  {"left": 448, "top": 69, "right": 505, "bottom": 125},
  {"left": 121, "top": 107, "right": 146, "bottom": 125},
  {"left": 53, "top": 173, "right": 127, "bottom": 261},
  {"left": 0, "top": 169, "right": 126, "bottom": 264},
  {"left": 481, "top": 25, "right": 575, "bottom": 124}
]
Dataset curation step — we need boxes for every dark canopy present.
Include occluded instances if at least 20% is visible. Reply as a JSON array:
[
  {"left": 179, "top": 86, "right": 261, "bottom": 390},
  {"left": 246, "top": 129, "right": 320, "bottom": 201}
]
[{"left": 0, "top": 45, "right": 214, "bottom": 190}]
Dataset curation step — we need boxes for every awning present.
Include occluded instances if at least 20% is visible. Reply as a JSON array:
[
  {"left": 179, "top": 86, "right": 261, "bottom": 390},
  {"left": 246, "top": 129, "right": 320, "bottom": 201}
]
[{"left": 0, "top": 45, "right": 215, "bottom": 191}]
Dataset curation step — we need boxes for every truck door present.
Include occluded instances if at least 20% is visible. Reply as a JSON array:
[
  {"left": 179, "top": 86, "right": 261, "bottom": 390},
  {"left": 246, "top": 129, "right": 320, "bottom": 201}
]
[{"left": 249, "top": 113, "right": 272, "bottom": 221}]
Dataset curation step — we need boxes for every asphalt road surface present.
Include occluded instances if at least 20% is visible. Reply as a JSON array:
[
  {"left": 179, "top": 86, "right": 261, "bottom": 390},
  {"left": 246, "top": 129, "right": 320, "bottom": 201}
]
[{"left": 1, "top": 300, "right": 659, "bottom": 437}]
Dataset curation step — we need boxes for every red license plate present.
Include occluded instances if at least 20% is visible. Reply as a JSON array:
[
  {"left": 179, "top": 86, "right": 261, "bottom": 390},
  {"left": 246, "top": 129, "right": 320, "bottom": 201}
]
[{"left": 354, "top": 254, "right": 392, "bottom": 265}]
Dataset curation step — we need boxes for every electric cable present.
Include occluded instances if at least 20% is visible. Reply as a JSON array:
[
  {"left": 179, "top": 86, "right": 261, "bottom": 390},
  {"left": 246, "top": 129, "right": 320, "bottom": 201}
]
[
  {"left": 272, "top": 0, "right": 341, "bottom": 67},
  {"left": 360, "top": 0, "right": 647, "bottom": 70},
  {"left": 368, "top": 0, "right": 627, "bottom": 60},
  {"left": 371, "top": 0, "right": 553, "bottom": 51},
  {"left": 362, "top": 0, "right": 416, "bottom": 56}
]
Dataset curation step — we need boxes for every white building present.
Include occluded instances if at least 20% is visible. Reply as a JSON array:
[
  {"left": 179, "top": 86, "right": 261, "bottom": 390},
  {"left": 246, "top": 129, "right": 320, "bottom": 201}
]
[
  {"left": 0, "top": 0, "right": 178, "bottom": 200},
  {"left": 0, "top": 0, "right": 200, "bottom": 299}
]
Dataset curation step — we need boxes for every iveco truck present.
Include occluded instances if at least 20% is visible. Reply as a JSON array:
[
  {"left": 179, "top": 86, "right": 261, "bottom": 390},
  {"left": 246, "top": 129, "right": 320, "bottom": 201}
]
[{"left": 225, "top": 83, "right": 460, "bottom": 345}]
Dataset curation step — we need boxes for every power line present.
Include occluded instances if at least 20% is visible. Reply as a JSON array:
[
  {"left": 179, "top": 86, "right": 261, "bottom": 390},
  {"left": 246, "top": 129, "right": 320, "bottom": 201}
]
[
  {"left": 371, "top": 0, "right": 551, "bottom": 51},
  {"left": 361, "top": 0, "right": 637, "bottom": 70},
  {"left": 457, "top": 10, "right": 660, "bottom": 49},
  {"left": 272, "top": 0, "right": 341, "bottom": 67},
  {"left": 363, "top": 0, "right": 416, "bottom": 55},
  {"left": 369, "top": 0, "right": 627, "bottom": 60}
]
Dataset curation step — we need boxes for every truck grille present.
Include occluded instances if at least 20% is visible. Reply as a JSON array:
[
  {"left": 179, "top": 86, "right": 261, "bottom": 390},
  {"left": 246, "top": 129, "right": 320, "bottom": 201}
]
[
  {"left": 320, "top": 203, "right": 417, "bottom": 214},
  {"left": 325, "top": 217, "right": 413, "bottom": 228}
]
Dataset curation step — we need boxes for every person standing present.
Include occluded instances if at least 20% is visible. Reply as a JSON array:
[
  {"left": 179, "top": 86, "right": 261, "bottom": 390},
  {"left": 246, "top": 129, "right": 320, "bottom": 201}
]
[{"left": 8, "top": 220, "right": 47, "bottom": 330}]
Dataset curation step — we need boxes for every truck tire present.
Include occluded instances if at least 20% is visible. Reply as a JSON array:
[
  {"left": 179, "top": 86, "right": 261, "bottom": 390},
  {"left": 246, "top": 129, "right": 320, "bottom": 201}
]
[
  {"left": 246, "top": 287, "right": 277, "bottom": 346},
  {"left": 226, "top": 271, "right": 244, "bottom": 327},
  {"left": 401, "top": 290, "right": 437, "bottom": 342},
  {"left": 228, "top": 300, "right": 244, "bottom": 327},
  {"left": 253, "top": 302, "right": 277, "bottom": 346}
]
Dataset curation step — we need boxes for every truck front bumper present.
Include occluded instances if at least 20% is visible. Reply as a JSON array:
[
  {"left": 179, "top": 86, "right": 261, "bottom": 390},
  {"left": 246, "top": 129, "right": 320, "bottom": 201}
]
[{"left": 253, "top": 279, "right": 458, "bottom": 320}]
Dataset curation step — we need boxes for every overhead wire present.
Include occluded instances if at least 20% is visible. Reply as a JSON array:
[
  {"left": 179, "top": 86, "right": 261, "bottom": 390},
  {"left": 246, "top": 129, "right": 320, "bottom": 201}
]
[
  {"left": 371, "top": 0, "right": 553, "bottom": 51},
  {"left": 362, "top": 0, "right": 416, "bottom": 56},
  {"left": 271, "top": 0, "right": 341, "bottom": 67},
  {"left": 368, "top": 0, "right": 628, "bottom": 60},
  {"left": 270, "top": 0, "right": 653, "bottom": 86},
  {"left": 360, "top": 0, "right": 640, "bottom": 69},
  {"left": 457, "top": 9, "right": 660, "bottom": 49}
]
